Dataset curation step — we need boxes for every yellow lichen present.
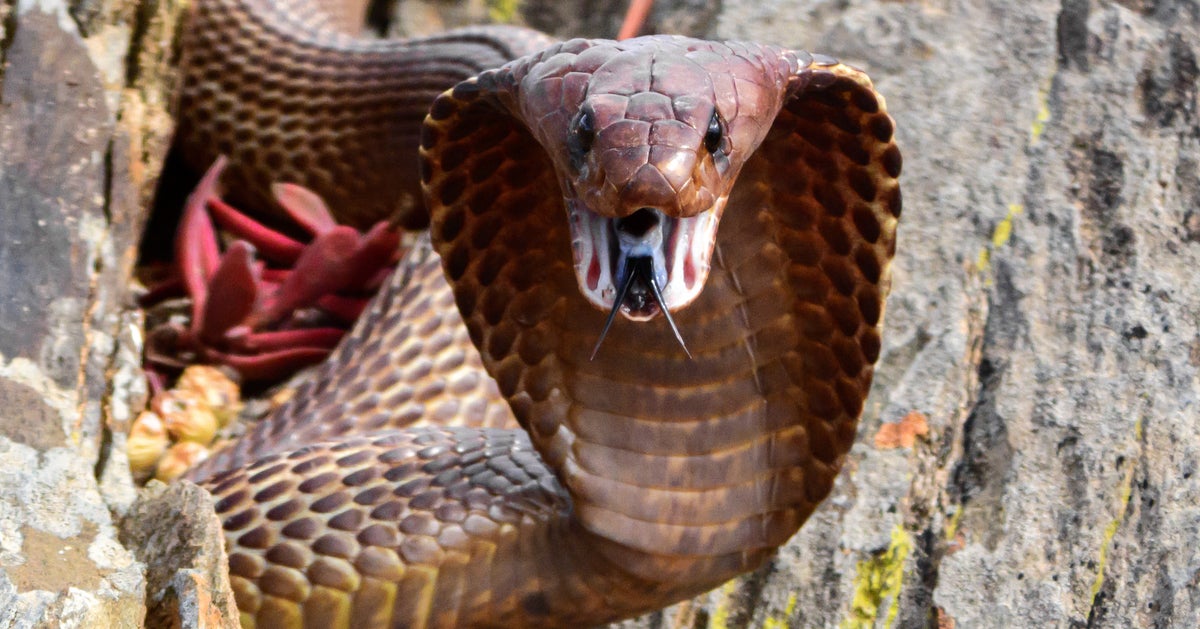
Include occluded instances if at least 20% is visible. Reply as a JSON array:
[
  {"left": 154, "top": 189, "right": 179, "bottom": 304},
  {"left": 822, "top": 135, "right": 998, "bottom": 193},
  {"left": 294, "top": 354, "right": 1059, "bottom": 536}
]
[
  {"left": 842, "top": 525, "right": 912, "bottom": 629},
  {"left": 975, "top": 248, "right": 991, "bottom": 275},
  {"left": 991, "top": 204, "right": 1023, "bottom": 248},
  {"left": 1029, "top": 78, "right": 1052, "bottom": 144},
  {"left": 1029, "top": 97, "right": 1051, "bottom": 144},
  {"left": 976, "top": 204, "right": 1024, "bottom": 274},
  {"left": 762, "top": 592, "right": 798, "bottom": 629},
  {"left": 944, "top": 507, "right": 963, "bottom": 542},
  {"left": 1089, "top": 417, "right": 1140, "bottom": 602},
  {"left": 975, "top": 75, "right": 1047, "bottom": 278},
  {"left": 709, "top": 580, "right": 739, "bottom": 629},
  {"left": 487, "top": 0, "right": 520, "bottom": 23}
]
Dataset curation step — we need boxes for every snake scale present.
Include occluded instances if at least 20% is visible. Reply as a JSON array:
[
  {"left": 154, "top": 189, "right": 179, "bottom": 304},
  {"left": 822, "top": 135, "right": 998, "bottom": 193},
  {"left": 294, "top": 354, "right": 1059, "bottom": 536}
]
[{"left": 169, "top": 0, "right": 903, "bottom": 626}]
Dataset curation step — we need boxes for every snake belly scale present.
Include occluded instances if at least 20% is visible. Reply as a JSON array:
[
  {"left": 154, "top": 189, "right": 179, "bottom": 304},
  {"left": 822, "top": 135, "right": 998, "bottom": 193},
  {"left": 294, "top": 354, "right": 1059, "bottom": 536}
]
[{"left": 172, "top": 0, "right": 903, "bottom": 626}]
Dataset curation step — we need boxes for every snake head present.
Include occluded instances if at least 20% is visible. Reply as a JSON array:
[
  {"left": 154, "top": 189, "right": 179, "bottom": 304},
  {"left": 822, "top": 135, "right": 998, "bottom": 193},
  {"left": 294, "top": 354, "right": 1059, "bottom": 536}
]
[
  {"left": 515, "top": 37, "right": 794, "bottom": 322},
  {"left": 421, "top": 36, "right": 897, "bottom": 366}
]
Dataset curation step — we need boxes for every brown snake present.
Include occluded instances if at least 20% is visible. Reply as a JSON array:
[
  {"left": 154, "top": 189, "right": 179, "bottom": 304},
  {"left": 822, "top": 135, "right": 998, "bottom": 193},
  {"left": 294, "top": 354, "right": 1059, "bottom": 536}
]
[{"left": 169, "top": 0, "right": 903, "bottom": 626}]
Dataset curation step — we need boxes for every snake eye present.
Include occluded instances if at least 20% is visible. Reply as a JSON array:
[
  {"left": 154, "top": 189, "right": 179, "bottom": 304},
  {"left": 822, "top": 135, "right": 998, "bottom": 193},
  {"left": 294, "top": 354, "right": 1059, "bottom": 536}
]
[
  {"left": 569, "top": 108, "right": 596, "bottom": 167},
  {"left": 704, "top": 110, "right": 723, "bottom": 154}
]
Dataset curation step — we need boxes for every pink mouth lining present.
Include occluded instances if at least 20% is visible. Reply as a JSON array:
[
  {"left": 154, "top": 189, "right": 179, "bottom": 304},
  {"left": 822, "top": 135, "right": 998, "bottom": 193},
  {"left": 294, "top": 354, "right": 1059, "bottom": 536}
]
[{"left": 567, "top": 200, "right": 722, "bottom": 320}]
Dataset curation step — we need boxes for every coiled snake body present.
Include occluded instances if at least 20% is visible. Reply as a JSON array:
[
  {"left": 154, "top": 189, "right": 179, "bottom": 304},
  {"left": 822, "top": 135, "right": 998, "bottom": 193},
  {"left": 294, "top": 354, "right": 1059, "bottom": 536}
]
[{"left": 172, "top": 0, "right": 903, "bottom": 626}]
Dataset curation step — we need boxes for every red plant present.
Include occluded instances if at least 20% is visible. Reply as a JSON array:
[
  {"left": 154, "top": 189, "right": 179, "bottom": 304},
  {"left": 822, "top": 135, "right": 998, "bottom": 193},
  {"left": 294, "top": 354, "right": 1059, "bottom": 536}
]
[{"left": 143, "top": 157, "right": 401, "bottom": 382}]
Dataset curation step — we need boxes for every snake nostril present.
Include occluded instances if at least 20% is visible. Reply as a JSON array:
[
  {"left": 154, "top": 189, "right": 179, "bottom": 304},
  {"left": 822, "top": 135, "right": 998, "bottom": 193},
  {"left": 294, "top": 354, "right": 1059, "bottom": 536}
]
[{"left": 615, "top": 208, "right": 660, "bottom": 238}]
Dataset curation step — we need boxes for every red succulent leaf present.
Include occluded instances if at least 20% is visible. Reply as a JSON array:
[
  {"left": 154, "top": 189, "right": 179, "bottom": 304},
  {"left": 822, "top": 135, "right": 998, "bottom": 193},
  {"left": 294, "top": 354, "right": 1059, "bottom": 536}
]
[
  {"left": 255, "top": 226, "right": 361, "bottom": 324},
  {"left": 197, "top": 240, "right": 261, "bottom": 344},
  {"left": 207, "top": 195, "right": 306, "bottom": 264},
  {"left": 256, "top": 269, "right": 380, "bottom": 323},
  {"left": 147, "top": 160, "right": 403, "bottom": 385},
  {"left": 361, "top": 266, "right": 395, "bottom": 293},
  {"left": 342, "top": 221, "right": 402, "bottom": 292},
  {"left": 138, "top": 272, "right": 187, "bottom": 306},
  {"left": 176, "top": 157, "right": 227, "bottom": 316},
  {"left": 211, "top": 346, "right": 333, "bottom": 382},
  {"left": 272, "top": 182, "right": 337, "bottom": 236},
  {"left": 259, "top": 268, "right": 290, "bottom": 284},
  {"left": 315, "top": 293, "right": 372, "bottom": 323},
  {"left": 143, "top": 322, "right": 199, "bottom": 372},
  {"left": 235, "top": 327, "right": 346, "bottom": 352},
  {"left": 144, "top": 368, "right": 168, "bottom": 398}
]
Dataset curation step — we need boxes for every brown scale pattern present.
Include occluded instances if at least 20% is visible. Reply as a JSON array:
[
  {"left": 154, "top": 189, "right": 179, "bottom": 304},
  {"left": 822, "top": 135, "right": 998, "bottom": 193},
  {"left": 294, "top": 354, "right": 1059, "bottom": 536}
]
[
  {"left": 174, "top": 0, "right": 553, "bottom": 229},
  {"left": 188, "top": 32, "right": 902, "bottom": 628},
  {"left": 187, "top": 245, "right": 515, "bottom": 484},
  {"left": 208, "top": 426, "right": 575, "bottom": 628}
]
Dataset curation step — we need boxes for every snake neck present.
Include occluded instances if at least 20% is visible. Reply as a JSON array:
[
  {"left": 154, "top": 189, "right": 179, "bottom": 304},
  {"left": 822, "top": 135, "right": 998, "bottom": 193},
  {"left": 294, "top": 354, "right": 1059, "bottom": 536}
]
[{"left": 446, "top": 179, "right": 862, "bottom": 591}]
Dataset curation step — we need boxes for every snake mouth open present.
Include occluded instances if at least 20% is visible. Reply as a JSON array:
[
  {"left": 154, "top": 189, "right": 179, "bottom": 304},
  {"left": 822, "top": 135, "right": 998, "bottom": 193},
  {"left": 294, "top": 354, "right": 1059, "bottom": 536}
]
[
  {"left": 568, "top": 201, "right": 720, "bottom": 358},
  {"left": 568, "top": 202, "right": 719, "bottom": 319},
  {"left": 609, "top": 209, "right": 670, "bottom": 320}
]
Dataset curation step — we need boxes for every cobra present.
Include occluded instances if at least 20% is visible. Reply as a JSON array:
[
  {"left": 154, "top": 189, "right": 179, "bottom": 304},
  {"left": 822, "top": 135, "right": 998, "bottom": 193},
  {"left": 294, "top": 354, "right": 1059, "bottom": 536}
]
[{"left": 168, "top": 0, "right": 903, "bottom": 626}]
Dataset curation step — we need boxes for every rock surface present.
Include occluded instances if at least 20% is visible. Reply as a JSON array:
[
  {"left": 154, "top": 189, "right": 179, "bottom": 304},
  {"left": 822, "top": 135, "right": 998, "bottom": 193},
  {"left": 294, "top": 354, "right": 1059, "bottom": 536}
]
[
  {"left": 1, "top": 0, "right": 1197, "bottom": 627},
  {"left": 118, "top": 482, "right": 239, "bottom": 628},
  {"left": 0, "top": 0, "right": 176, "bottom": 623},
  {"left": 618, "top": 1, "right": 1200, "bottom": 627}
]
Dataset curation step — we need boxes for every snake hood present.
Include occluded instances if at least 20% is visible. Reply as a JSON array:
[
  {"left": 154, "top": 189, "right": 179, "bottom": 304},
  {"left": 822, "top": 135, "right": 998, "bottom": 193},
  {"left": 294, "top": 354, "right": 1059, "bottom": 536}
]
[{"left": 423, "top": 37, "right": 800, "bottom": 342}]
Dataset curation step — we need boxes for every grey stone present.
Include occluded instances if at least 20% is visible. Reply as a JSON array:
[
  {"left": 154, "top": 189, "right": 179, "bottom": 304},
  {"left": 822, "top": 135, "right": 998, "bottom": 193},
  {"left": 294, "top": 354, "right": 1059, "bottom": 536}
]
[
  {"left": 0, "top": 0, "right": 174, "bottom": 621},
  {"left": 118, "top": 482, "right": 240, "bottom": 629},
  {"left": 617, "top": 1, "right": 1200, "bottom": 627}
]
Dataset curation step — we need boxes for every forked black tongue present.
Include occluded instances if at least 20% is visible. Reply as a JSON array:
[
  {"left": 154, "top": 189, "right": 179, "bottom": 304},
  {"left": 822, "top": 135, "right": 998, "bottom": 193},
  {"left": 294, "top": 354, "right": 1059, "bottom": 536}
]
[{"left": 590, "top": 255, "right": 692, "bottom": 361}]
